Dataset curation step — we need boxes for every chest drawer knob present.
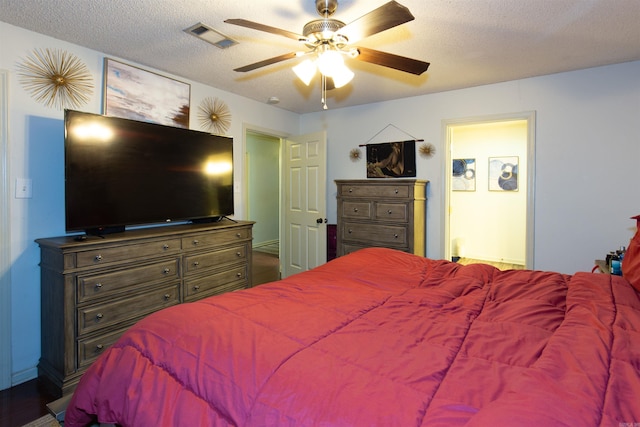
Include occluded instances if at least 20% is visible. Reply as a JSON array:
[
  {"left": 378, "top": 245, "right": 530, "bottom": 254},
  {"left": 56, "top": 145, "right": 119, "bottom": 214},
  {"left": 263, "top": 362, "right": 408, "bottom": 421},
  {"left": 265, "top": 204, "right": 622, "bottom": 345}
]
[
  {"left": 94, "top": 255, "right": 103, "bottom": 262},
  {"left": 394, "top": 188, "right": 399, "bottom": 194},
  {"left": 353, "top": 207, "right": 358, "bottom": 212},
  {"left": 394, "top": 233, "right": 399, "bottom": 239},
  {"left": 387, "top": 210, "right": 393, "bottom": 215},
  {"left": 95, "top": 344, "right": 104, "bottom": 351},
  {"left": 163, "top": 268, "right": 171, "bottom": 274},
  {"left": 193, "top": 285, "right": 200, "bottom": 291},
  {"left": 236, "top": 272, "right": 242, "bottom": 278},
  {"left": 95, "top": 313, "right": 104, "bottom": 320},
  {"left": 94, "top": 283, "right": 103, "bottom": 290},
  {"left": 236, "top": 251, "right": 242, "bottom": 257},
  {"left": 164, "top": 294, "right": 171, "bottom": 301},
  {"left": 348, "top": 228, "right": 353, "bottom": 234},
  {"left": 163, "top": 244, "right": 170, "bottom": 250},
  {"left": 236, "top": 232, "right": 242, "bottom": 238},
  {"left": 192, "top": 239, "right": 199, "bottom": 246},
  {"left": 193, "top": 261, "right": 200, "bottom": 267}
]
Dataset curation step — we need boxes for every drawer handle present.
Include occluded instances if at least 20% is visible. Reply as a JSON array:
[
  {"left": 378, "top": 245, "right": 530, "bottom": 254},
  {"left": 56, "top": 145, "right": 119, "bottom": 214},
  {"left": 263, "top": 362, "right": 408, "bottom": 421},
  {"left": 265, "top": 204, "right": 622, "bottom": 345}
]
[
  {"left": 387, "top": 210, "right": 393, "bottom": 215},
  {"left": 95, "top": 283, "right": 103, "bottom": 290},
  {"left": 164, "top": 294, "right": 171, "bottom": 301},
  {"left": 193, "top": 261, "right": 200, "bottom": 267},
  {"left": 96, "top": 313, "right": 104, "bottom": 320},
  {"left": 236, "top": 251, "right": 242, "bottom": 257},
  {"left": 163, "top": 244, "right": 170, "bottom": 250},
  {"left": 163, "top": 268, "right": 171, "bottom": 274},
  {"left": 353, "top": 207, "right": 358, "bottom": 212},
  {"left": 94, "top": 255, "right": 103, "bottom": 262},
  {"left": 394, "top": 189, "right": 399, "bottom": 194},
  {"left": 394, "top": 234, "right": 399, "bottom": 239},
  {"left": 348, "top": 229, "right": 353, "bottom": 234},
  {"left": 348, "top": 188, "right": 353, "bottom": 193},
  {"left": 236, "top": 232, "right": 242, "bottom": 238},
  {"left": 192, "top": 239, "right": 199, "bottom": 245},
  {"left": 236, "top": 272, "right": 242, "bottom": 277},
  {"left": 193, "top": 285, "right": 200, "bottom": 291},
  {"left": 95, "top": 344, "right": 104, "bottom": 352}
]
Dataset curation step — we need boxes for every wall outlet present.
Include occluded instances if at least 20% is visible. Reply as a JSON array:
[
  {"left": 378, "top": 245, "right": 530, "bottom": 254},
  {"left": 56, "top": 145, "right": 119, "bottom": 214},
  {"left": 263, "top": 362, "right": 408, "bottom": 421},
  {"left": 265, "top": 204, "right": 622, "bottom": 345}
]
[{"left": 15, "top": 178, "right": 32, "bottom": 199}]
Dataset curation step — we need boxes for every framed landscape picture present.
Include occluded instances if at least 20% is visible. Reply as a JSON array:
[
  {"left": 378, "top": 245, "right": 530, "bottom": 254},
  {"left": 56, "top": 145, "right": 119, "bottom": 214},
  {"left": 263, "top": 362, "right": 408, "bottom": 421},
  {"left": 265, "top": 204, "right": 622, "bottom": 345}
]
[{"left": 103, "top": 58, "right": 190, "bottom": 128}]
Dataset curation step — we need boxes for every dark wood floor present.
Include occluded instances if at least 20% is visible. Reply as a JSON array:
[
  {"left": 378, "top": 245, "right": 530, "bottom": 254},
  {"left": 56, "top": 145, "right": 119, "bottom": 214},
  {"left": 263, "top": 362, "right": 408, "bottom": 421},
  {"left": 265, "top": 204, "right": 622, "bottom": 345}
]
[
  {"left": 0, "top": 250, "right": 280, "bottom": 426},
  {"left": 0, "top": 377, "right": 58, "bottom": 427}
]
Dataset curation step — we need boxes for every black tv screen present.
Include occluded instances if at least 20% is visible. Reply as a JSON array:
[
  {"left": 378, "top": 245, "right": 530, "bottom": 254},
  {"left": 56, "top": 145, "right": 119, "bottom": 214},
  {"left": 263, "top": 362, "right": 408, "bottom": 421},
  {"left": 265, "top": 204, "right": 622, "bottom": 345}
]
[{"left": 64, "top": 110, "right": 234, "bottom": 234}]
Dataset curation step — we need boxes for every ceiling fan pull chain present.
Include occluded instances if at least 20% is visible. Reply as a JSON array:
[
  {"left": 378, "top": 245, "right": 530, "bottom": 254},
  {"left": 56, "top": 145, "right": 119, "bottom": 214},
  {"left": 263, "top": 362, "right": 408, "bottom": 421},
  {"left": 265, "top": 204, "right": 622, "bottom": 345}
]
[{"left": 322, "top": 73, "right": 328, "bottom": 110}]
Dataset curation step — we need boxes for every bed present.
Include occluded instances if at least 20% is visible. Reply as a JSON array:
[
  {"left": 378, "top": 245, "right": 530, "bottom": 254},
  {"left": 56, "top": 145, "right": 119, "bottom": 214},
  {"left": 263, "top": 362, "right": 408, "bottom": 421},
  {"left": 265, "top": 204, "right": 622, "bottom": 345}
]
[{"left": 64, "top": 247, "right": 640, "bottom": 426}]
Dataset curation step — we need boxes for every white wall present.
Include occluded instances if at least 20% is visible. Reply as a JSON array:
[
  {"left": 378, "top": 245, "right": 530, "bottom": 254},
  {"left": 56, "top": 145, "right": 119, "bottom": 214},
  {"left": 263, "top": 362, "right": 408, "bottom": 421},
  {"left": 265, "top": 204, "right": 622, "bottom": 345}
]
[
  {"left": 0, "top": 22, "right": 300, "bottom": 386},
  {"left": 300, "top": 60, "right": 640, "bottom": 274}
]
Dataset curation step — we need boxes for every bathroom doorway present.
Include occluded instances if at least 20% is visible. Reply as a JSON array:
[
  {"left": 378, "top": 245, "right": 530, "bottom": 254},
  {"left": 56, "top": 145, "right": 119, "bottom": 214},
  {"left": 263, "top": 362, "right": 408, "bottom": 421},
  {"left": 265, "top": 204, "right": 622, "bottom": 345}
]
[{"left": 444, "top": 112, "right": 536, "bottom": 269}]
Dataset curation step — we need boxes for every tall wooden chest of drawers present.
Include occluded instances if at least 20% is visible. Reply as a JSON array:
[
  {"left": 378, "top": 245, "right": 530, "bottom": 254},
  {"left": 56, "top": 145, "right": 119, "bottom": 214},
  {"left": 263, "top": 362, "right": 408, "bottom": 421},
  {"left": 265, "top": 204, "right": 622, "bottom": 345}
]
[
  {"left": 36, "top": 220, "right": 253, "bottom": 396},
  {"left": 336, "top": 180, "right": 427, "bottom": 257}
]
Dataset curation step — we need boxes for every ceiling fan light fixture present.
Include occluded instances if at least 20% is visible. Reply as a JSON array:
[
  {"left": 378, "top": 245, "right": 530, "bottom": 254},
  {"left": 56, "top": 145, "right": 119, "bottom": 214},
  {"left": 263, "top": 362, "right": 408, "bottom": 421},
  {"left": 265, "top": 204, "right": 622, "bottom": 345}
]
[
  {"left": 331, "top": 64, "right": 354, "bottom": 88},
  {"left": 316, "top": 49, "right": 344, "bottom": 77},
  {"left": 293, "top": 58, "right": 317, "bottom": 86}
]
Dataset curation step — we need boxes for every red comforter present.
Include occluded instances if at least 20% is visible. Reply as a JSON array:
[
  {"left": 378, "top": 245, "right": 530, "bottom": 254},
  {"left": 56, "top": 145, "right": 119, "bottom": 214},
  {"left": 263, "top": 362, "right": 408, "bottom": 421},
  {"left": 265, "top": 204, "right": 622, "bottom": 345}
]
[{"left": 65, "top": 248, "right": 640, "bottom": 426}]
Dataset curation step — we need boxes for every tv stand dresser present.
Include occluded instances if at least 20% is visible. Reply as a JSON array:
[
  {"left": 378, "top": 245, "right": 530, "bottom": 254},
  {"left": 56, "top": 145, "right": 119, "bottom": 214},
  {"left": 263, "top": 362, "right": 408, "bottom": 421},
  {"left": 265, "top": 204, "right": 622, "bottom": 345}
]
[{"left": 36, "top": 220, "right": 254, "bottom": 396}]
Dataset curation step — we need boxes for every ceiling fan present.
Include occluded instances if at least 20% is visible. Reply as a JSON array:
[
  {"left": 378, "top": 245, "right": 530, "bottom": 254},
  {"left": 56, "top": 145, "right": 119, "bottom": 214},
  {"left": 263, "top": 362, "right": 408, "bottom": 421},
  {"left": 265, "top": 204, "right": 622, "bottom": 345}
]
[{"left": 225, "top": 0, "right": 430, "bottom": 109}]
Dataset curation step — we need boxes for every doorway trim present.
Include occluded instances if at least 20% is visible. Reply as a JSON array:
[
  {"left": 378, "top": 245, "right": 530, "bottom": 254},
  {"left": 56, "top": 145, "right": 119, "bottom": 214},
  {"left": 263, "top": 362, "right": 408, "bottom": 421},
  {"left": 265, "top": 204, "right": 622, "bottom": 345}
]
[
  {"left": 442, "top": 111, "right": 536, "bottom": 268},
  {"left": 242, "top": 123, "right": 289, "bottom": 275}
]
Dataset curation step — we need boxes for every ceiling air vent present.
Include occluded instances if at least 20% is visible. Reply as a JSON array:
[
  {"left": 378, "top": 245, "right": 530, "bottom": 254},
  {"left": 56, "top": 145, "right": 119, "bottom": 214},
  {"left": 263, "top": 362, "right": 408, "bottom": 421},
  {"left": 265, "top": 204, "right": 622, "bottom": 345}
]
[{"left": 184, "top": 23, "right": 238, "bottom": 49}]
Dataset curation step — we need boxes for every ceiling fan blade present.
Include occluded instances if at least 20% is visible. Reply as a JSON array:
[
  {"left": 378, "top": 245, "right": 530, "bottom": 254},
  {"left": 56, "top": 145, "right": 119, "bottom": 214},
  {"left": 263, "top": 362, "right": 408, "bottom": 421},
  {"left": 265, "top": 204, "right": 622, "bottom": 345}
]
[
  {"left": 338, "top": 1, "right": 415, "bottom": 44},
  {"left": 224, "top": 19, "right": 304, "bottom": 41},
  {"left": 354, "top": 46, "right": 430, "bottom": 75},
  {"left": 233, "top": 52, "right": 298, "bottom": 72}
]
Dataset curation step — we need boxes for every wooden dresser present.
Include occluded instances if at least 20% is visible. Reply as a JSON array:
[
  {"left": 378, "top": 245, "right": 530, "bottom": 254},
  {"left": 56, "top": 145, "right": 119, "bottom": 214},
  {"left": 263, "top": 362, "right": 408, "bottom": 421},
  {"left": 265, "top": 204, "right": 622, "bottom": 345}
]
[
  {"left": 336, "top": 179, "right": 427, "bottom": 257},
  {"left": 36, "top": 220, "right": 253, "bottom": 396}
]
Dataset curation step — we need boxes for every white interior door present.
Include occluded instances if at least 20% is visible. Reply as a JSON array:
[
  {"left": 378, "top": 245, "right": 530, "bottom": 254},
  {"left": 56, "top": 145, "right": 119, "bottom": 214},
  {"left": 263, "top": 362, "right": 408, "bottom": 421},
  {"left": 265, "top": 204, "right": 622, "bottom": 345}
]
[{"left": 281, "top": 131, "right": 327, "bottom": 278}]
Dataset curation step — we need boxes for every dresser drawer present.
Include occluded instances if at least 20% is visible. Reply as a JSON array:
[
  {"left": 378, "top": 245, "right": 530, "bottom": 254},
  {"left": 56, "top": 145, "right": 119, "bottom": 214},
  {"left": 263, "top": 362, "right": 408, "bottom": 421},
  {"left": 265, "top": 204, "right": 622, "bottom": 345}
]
[
  {"left": 182, "top": 228, "right": 251, "bottom": 250},
  {"left": 77, "top": 258, "right": 180, "bottom": 303},
  {"left": 184, "top": 266, "right": 247, "bottom": 301},
  {"left": 338, "top": 183, "right": 411, "bottom": 199},
  {"left": 184, "top": 244, "right": 247, "bottom": 275},
  {"left": 76, "top": 238, "right": 181, "bottom": 267},
  {"left": 78, "top": 283, "right": 180, "bottom": 336},
  {"left": 340, "top": 201, "right": 372, "bottom": 219},
  {"left": 77, "top": 327, "right": 127, "bottom": 368},
  {"left": 374, "top": 202, "right": 408, "bottom": 222},
  {"left": 342, "top": 222, "right": 408, "bottom": 246}
]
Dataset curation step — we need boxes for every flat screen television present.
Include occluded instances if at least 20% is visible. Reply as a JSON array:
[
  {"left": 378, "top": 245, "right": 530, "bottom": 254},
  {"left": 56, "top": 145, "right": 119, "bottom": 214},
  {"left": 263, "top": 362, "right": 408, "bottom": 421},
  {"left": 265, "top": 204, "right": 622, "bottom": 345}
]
[{"left": 64, "top": 109, "right": 234, "bottom": 235}]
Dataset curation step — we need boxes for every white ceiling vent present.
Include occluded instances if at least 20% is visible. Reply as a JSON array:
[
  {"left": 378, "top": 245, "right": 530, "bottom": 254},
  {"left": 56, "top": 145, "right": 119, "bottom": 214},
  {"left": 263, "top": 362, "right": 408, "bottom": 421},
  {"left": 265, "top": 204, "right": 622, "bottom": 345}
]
[{"left": 184, "top": 23, "right": 238, "bottom": 49}]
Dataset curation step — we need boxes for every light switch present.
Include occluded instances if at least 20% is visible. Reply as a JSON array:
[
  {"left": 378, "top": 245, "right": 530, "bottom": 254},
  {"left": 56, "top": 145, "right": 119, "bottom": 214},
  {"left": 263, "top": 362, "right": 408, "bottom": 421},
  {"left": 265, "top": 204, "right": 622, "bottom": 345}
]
[{"left": 15, "top": 178, "right": 32, "bottom": 199}]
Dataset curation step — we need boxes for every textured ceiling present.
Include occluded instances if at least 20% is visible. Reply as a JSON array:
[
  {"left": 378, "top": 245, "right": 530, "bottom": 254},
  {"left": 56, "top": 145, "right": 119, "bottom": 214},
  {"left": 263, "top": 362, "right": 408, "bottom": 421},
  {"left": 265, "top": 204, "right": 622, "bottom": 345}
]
[{"left": 2, "top": 0, "right": 639, "bottom": 113}]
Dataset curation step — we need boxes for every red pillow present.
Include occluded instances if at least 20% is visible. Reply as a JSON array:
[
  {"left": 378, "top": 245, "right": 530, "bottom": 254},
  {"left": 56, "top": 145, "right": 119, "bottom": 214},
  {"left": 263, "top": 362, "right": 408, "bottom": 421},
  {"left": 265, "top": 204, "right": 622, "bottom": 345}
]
[{"left": 622, "top": 215, "right": 640, "bottom": 291}]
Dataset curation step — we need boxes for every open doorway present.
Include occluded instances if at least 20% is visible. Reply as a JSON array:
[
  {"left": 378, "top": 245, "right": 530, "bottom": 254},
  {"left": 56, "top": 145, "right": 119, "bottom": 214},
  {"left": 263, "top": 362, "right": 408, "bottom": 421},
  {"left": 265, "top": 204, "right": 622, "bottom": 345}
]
[
  {"left": 245, "top": 129, "right": 282, "bottom": 285},
  {"left": 444, "top": 112, "right": 536, "bottom": 269}
]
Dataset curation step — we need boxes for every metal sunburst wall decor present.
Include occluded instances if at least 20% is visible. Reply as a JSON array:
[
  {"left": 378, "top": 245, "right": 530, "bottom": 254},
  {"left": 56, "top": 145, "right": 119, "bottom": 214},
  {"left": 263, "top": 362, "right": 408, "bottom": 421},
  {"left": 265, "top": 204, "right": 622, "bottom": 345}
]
[
  {"left": 16, "top": 48, "right": 94, "bottom": 109},
  {"left": 198, "top": 97, "right": 232, "bottom": 134},
  {"left": 419, "top": 143, "right": 436, "bottom": 158}
]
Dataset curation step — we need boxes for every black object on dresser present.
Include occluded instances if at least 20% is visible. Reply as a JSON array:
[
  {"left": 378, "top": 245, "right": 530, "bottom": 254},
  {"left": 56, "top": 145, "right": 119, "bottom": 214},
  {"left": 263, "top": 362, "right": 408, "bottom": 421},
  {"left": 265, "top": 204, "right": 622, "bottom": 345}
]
[{"left": 36, "top": 220, "right": 253, "bottom": 397}]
